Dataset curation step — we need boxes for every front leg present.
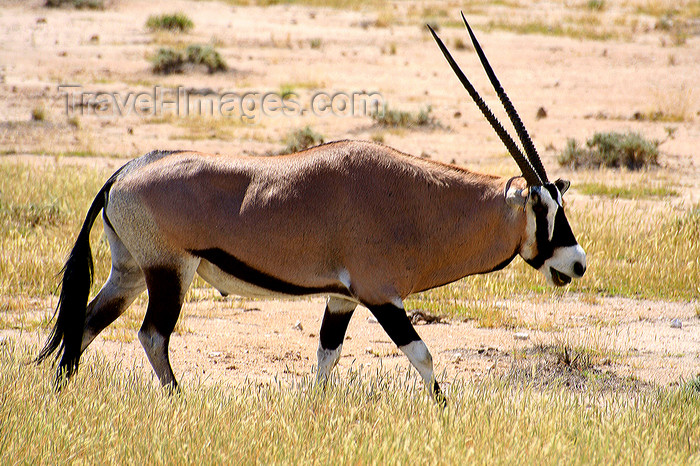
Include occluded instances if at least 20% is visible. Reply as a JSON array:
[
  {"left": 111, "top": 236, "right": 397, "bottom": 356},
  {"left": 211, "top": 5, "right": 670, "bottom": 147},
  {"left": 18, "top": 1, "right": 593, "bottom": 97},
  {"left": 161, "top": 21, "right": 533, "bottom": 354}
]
[
  {"left": 316, "top": 296, "right": 357, "bottom": 383},
  {"left": 368, "top": 300, "right": 446, "bottom": 406}
]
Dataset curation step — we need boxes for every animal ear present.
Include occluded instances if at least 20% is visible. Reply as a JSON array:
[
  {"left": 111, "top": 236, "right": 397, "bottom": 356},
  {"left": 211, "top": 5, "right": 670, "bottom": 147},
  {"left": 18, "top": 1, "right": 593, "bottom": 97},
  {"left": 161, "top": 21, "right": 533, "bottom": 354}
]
[
  {"left": 555, "top": 178, "right": 570, "bottom": 195},
  {"left": 505, "top": 186, "right": 527, "bottom": 209}
]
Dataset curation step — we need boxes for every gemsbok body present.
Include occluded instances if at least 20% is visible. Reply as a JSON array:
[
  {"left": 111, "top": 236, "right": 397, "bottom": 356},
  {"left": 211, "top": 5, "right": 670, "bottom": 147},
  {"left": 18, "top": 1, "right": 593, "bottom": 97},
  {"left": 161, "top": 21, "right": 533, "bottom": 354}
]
[{"left": 38, "top": 14, "right": 586, "bottom": 404}]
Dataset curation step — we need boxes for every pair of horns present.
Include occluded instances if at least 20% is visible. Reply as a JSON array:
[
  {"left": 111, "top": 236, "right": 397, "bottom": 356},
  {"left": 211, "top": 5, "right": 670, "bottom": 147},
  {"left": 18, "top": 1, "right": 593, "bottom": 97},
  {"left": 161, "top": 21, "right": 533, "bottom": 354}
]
[{"left": 428, "top": 12, "right": 548, "bottom": 186}]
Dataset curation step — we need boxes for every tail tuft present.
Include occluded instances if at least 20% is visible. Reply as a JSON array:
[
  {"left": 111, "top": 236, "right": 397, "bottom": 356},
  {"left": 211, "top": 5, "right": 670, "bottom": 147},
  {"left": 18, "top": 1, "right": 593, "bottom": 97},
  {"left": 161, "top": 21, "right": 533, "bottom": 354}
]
[{"left": 36, "top": 187, "right": 107, "bottom": 388}]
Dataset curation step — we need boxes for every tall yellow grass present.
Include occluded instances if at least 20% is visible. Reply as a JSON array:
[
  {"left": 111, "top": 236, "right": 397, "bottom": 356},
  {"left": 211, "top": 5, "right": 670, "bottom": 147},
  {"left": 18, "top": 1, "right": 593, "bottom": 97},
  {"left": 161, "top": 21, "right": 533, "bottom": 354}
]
[{"left": 2, "top": 343, "right": 698, "bottom": 464}]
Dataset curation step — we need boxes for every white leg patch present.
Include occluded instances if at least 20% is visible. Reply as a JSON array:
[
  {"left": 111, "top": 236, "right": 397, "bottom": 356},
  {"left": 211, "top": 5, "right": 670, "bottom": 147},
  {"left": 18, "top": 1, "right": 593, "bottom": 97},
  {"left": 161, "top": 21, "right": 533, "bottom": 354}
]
[
  {"left": 326, "top": 296, "right": 357, "bottom": 314},
  {"left": 317, "top": 344, "right": 342, "bottom": 382},
  {"left": 399, "top": 340, "right": 434, "bottom": 387},
  {"left": 138, "top": 329, "right": 173, "bottom": 384}
]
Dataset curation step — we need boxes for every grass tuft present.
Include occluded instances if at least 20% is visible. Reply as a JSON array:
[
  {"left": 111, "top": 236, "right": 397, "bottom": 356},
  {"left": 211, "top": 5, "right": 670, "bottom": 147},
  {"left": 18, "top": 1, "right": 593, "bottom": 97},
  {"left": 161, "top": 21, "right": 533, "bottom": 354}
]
[
  {"left": 44, "top": 0, "right": 104, "bottom": 9},
  {"left": 150, "top": 47, "right": 185, "bottom": 74},
  {"left": 145, "top": 12, "right": 194, "bottom": 33},
  {"left": 280, "top": 126, "right": 324, "bottom": 154},
  {"left": 185, "top": 44, "right": 227, "bottom": 73},
  {"left": 586, "top": 0, "right": 606, "bottom": 11},
  {"left": 577, "top": 182, "right": 678, "bottom": 199},
  {"left": 151, "top": 45, "right": 227, "bottom": 74},
  {"left": 371, "top": 104, "right": 439, "bottom": 129},
  {"left": 559, "top": 132, "right": 659, "bottom": 170},
  {"left": 686, "top": 374, "right": 700, "bottom": 393},
  {"left": 31, "top": 106, "right": 47, "bottom": 122}
]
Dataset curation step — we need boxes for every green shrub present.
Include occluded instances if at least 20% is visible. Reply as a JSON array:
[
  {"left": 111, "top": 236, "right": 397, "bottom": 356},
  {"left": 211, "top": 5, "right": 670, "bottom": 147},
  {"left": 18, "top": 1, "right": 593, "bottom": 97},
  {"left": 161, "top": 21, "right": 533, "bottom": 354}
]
[
  {"left": 146, "top": 12, "right": 194, "bottom": 33},
  {"left": 185, "top": 44, "right": 227, "bottom": 73},
  {"left": 281, "top": 126, "right": 324, "bottom": 154},
  {"left": 371, "top": 104, "right": 438, "bottom": 128},
  {"left": 586, "top": 0, "right": 605, "bottom": 11},
  {"left": 151, "top": 48, "right": 185, "bottom": 74},
  {"left": 45, "top": 0, "right": 104, "bottom": 9},
  {"left": 151, "top": 45, "right": 227, "bottom": 75},
  {"left": 558, "top": 131, "right": 659, "bottom": 170}
]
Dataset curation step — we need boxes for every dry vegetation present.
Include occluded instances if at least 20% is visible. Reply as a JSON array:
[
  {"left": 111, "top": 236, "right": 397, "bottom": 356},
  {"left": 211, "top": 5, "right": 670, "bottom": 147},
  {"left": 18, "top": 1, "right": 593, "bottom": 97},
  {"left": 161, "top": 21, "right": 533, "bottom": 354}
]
[
  {"left": 0, "top": 0, "right": 699, "bottom": 462},
  {"left": 2, "top": 342, "right": 699, "bottom": 464}
]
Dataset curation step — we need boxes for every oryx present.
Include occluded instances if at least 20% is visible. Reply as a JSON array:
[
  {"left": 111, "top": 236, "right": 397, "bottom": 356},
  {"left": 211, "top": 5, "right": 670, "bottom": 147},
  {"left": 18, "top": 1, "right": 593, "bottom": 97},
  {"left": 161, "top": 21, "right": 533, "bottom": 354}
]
[{"left": 37, "top": 14, "right": 586, "bottom": 404}]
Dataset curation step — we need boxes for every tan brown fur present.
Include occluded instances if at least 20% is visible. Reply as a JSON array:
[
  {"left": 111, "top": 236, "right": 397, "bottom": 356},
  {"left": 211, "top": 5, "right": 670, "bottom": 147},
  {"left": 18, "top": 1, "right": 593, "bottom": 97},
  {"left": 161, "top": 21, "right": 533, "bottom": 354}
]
[{"left": 106, "top": 140, "right": 526, "bottom": 305}]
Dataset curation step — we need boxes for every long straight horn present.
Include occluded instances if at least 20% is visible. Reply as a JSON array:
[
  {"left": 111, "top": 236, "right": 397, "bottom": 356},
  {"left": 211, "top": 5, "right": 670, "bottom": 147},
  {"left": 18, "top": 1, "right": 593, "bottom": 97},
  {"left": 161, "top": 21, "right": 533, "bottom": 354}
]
[
  {"left": 427, "top": 25, "right": 542, "bottom": 186},
  {"left": 459, "top": 12, "right": 549, "bottom": 183}
]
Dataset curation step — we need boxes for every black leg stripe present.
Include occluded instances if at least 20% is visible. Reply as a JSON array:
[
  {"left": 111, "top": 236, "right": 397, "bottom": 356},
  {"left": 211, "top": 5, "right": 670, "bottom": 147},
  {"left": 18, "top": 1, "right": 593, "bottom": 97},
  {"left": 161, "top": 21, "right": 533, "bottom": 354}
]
[
  {"left": 319, "top": 308, "right": 354, "bottom": 350},
  {"left": 142, "top": 268, "right": 183, "bottom": 336},
  {"left": 368, "top": 303, "right": 420, "bottom": 348}
]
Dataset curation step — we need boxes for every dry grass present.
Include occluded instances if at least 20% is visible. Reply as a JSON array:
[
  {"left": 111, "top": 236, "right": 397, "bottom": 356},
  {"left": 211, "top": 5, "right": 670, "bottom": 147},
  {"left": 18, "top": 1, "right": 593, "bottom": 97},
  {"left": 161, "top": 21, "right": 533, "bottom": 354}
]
[
  {"left": 2, "top": 342, "right": 698, "bottom": 464},
  {"left": 172, "top": 115, "right": 255, "bottom": 141},
  {"left": 0, "top": 162, "right": 112, "bottom": 300},
  {"left": 648, "top": 83, "right": 696, "bottom": 123},
  {"left": 577, "top": 181, "right": 679, "bottom": 199},
  {"left": 1, "top": 161, "right": 697, "bottom": 334}
]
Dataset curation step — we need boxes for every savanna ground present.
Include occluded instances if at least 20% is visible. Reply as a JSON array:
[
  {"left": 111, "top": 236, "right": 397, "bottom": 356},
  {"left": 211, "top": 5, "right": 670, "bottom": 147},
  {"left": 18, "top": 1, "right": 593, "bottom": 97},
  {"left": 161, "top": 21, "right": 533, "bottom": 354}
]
[{"left": 0, "top": 0, "right": 699, "bottom": 463}]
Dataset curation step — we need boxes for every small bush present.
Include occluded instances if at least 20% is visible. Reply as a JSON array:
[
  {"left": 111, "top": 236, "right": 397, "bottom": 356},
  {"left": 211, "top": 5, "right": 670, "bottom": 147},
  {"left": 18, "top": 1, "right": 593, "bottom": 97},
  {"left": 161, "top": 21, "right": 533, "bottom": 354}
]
[
  {"left": 146, "top": 12, "right": 194, "bottom": 33},
  {"left": 31, "top": 106, "right": 47, "bottom": 122},
  {"left": 281, "top": 126, "right": 324, "bottom": 154},
  {"left": 586, "top": 0, "right": 605, "bottom": 11},
  {"left": 151, "top": 48, "right": 185, "bottom": 74},
  {"left": 45, "top": 0, "right": 104, "bottom": 9},
  {"left": 279, "top": 84, "right": 297, "bottom": 99},
  {"left": 151, "top": 45, "right": 227, "bottom": 75},
  {"left": 686, "top": 374, "right": 700, "bottom": 393},
  {"left": 454, "top": 37, "right": 470, "bottom": 50},
  {"left": 558, "top": 131, "right": 659, "bottom": 170},
  {"left": 185, "top": 44, "right": 227, "bottom": 73},
  {"left": 371, "top": 104, "right": 439, "bottom": 128}
]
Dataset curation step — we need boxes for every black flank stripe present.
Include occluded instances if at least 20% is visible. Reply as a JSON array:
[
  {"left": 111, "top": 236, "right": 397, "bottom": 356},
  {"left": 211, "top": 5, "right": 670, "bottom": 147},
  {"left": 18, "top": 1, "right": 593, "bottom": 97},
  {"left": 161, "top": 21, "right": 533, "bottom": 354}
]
[{"left": 189, "top": 248, "right": 350, "bottom": 297}]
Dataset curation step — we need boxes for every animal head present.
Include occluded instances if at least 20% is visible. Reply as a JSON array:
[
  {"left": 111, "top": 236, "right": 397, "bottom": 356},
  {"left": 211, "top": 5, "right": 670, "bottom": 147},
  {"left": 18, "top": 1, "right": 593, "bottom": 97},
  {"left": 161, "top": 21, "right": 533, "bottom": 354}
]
[
  {"left": 429, "top": 13, "right": 586, "bottom": 286},
  {"left": 506, "top": 179, "right": 586, "bottom": 286}
]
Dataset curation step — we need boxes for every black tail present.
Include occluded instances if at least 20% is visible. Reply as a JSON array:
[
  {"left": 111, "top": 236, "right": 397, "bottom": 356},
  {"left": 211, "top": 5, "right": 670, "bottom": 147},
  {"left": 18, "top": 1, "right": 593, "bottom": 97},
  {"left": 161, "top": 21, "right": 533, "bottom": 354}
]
[{"left": 36, "top": 182, "right": 111, "bottom": 387}]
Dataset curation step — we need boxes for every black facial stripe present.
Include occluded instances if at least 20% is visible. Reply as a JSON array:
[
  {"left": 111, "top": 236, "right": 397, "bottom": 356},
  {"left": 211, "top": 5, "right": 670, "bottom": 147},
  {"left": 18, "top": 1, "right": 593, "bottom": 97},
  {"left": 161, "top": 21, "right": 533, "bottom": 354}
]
[
  {"left": 526, "top": 201, "right": 552, "bottom": 269},
  {"left": 189, "top": 248, "right": 351, "bottom": 297},
  {"left": 525, "top": 196, "right": 578, "bottom": 270},
  {"left": 544, "top": 183, "right": 561, "bottom": 206},
  {"left": 552, "top": 208, "right": 578, "bottom": 247}
]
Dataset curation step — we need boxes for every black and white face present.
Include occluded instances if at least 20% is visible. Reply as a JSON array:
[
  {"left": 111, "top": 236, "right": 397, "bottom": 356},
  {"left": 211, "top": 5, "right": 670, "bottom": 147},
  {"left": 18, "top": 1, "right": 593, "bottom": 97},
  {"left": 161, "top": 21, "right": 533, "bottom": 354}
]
[{"left": 519, "top": 180, "right": 587, "bottom": 286}]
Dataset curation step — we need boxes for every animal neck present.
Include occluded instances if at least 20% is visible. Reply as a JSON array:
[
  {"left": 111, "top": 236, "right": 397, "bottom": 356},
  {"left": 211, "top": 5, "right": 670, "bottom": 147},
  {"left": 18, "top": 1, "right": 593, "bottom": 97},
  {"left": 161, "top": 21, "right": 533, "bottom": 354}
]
[{"left": 411, "top": 173, "right": 526, "bottom": 293}]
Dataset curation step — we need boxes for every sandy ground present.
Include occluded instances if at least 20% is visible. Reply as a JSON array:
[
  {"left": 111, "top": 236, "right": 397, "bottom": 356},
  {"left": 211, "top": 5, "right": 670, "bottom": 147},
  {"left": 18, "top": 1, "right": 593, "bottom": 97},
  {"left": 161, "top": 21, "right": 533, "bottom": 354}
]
[
  {"left": 1, "top": 0, "right": 699, "bottom": 389},
  {"left": 4, "top": 294, "right": 699, "bottom": 390}
]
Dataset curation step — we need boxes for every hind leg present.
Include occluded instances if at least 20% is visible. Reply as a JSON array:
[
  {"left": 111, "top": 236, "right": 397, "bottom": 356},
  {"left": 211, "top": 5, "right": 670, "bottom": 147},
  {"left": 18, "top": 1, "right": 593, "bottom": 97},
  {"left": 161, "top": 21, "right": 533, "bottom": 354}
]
[
  {"left": 138, "top": 260, "right": 198, "bottom": 390},
  {"left": 80, "top": 222, "right": 146, "bottom": 353}
]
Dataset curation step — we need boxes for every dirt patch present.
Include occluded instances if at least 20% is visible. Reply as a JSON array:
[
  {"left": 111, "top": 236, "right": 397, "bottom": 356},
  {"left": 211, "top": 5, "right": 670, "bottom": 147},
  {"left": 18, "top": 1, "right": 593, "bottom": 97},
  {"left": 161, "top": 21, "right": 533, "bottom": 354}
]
[
  {"left": 5, "top": 294, "right": 698, "bottom": 391},
  {"left": 506, "top": 344, "right": 656, "bottom": 393}
]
